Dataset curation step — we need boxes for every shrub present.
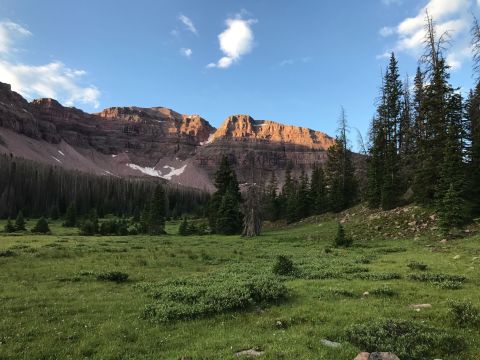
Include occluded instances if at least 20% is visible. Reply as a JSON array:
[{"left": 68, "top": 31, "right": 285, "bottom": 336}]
[
  {"left": 448, "top": 300, "right": 479, "bottom": 327},
  {"left": 31, "top": 217, "right": 51, "bottom": 234},
  {"left": 97, "top": 271, "right": 129, "bottom": 283},
  {"left": 272, "top": 255, "right": 295, "bottom": 276},
  {"left": 63, "top": 202, "right": 77, "bottom": 227},
  {"left": 178, "top": 217, "right": 188, "bottom": 235},
  {"left": 329, "top": 288, "right": 356, "bottom": 297},
  {"left": 99, "top": 219, "right": 129, "bottom": 236},
  {"left": 371, "top": 285, "right": 397, "bottom": 297},
  {"left": 334, "top": 223, "right": 352, "bottom": 247},
  {"left": 0, "top": 250, "right": 15, "bottom": 257},
  {"left": 407, "top": 261, "right": 428, "bottom": 271},
  {"left": 408, "top": 273, "right": 466, "bottom": 284},
  {"left": 354, "top": 272, "right": 401, "bottom": 281},
  {"left": 346, "top": 319, "right": 464, "bottom": 360},
  {"left": 437, "top": 280, "right": 463, "bottom": 289},
  {"left": 139, "top": 273, "right": 287, "bottom": 322}
]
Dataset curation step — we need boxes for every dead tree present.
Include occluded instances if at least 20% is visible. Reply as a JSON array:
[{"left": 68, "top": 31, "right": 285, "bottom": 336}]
[{"left": 242, "top": 184, "right": 262, "bottom": 237}]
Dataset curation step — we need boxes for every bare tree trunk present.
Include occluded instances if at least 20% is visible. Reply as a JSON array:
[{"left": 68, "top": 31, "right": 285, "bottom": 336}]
[{"left": 242, "top": 184, "right": 262, "bottom": 237}]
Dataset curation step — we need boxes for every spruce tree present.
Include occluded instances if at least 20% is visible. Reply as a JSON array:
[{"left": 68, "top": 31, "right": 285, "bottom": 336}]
[
  {"left": 63, "top": 202, "right": 77, "bottom": 227},
  {"left": 148, "top": 185, "right": 166, "bottom": 235},
  {"left": 438, "top": 184, "right": 467, "bottom": 233},
  {"left": 3, "top": 218, "right": 15, "bottom": 233},
  {"left": 296, "top": 170, "right": 310, "bottom": 220},
  {"left": 216, "top": 189, "right": 242, "bottom": 235},
  {"left": 466, "top": 85, "right": 480, "bottom": 214},
  {"left": 264, "top": 172, "right": 280, "bottom": 221},
  {"left": 15, "top": 210, "right": 26, "bottom": 231},
  {"left": 309, "top": 165, "right": 327, "bottom": 214},
  {"left": 32, "top": 217, "right": 50, "bottom": 234},
  {"left": 208, "top": 155, "right": 242, "bottom": 234},
  {"left": 178, "top": 217, "right": 188, "bottom": 236}
]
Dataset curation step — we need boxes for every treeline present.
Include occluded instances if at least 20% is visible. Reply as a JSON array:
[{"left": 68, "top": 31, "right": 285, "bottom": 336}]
[
  {"left": 0, "top": 154, "right": 209, "bottom": 219},
  {"left": 262, "top": 113, "right": 357, "bottom": 224},
  {"left": 366, "top": 13, "right": 480, "bottom": 231}
]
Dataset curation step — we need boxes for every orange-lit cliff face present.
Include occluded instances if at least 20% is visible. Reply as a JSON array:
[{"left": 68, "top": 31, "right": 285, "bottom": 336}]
[{"left": 0, "top": 81, "right": 341, "bottom": 191}]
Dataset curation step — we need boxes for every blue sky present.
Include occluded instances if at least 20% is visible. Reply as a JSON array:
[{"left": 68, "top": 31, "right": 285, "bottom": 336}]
[{"left": 0, "top": 0, "right": 478, "bottom": 145}]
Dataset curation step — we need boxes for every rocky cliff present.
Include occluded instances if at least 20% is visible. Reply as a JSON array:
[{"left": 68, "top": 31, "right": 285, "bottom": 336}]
[{"left": 0, "top": 81, "right": 337, "bottom": 191}]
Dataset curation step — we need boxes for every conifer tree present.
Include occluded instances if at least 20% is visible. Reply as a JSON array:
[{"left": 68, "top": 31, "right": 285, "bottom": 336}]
[
  {"left": 242, "top": 184, "right": 262, "bottom": 237},
  {"left": 438, "top": 183, "right": 467, "bottom": 233},
  {"left": 325, "top": 109, "right": 357, "bottom": 212},
  {"left": 296, "top": 170, "right": 311, "bottom": 220},
  {"left": 63, "top": 202, "right": 77, "bottom": 227},
  {"left": 264, "top": 172, "right": 280, "bottom": 221},
  {"left": 148, "top": 185, "right": 166, "bottom": 235},
  {"left": 178, "top": 217, "right": 188, "bottom": 236},
  {"left": 309, "top": 165, "right": 327, "bottom": 214},
  {"left": 3, "top": 218, "right": 15, "bottom": 233},
  {"left": 15, "top": 210, "right": 26, "bottom": 231},
  {"left": 32, "top": 217, "right": 51, "bottom": 234},
  {"left": 208, "top": 155, "right": 242, "bottom": 234}
]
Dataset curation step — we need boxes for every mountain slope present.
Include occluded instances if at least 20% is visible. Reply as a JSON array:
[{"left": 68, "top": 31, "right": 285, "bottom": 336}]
[{"left": 0, "top": 81, "right": 336, "bottom": 190}]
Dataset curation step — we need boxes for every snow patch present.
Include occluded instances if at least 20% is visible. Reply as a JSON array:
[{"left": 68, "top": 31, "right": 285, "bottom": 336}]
[
  {"left": 162, "top": 165, "right": 187, "bottom": 180},
  {"left": 58, "top": 150, "right": 65, "bottom": 156},
  {"left": 126, "top": 163, "right": 163, "bottom": 177},
  {"left": 126, "top": 163, "right": 187, "bottom": 180},
  {"left": 200, "top": 133, "right": 215, "bottom": 146},
  {"left": 51, "top": 156, "right": 62, "bottom": 164},
  {"left": 111, "top": 154, "right": 118, "bottom": 158}
]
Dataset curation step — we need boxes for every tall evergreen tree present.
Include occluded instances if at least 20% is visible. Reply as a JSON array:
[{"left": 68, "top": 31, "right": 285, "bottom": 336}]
[
  {"left": 325, "top": 108, "right": 357, "bottom": 212},
  {"left": 309, "top": 165, "right": 327, "bottom": 214},
  {"left": 15, "top": 210, "right": 26, "bottom": 231},
  {"left": 63, "top": 202, "right": 77, "bottom": 227},
  {"left": 264, "top": 172, "right": 280, "bottom": 221},
  {"left": 148, "top": 185, "right": 166, "bottom": 235},
  {"left": 296, "top": 170, "right": 310, "bottom": 220},
  {"left": 208, "top": 155, "right": 242, "bottom": 234}
]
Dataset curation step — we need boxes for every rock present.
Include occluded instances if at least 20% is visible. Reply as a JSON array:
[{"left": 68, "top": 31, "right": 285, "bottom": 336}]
[
  {"left": 453, "top": 255, "right": 461, "bottom": 260},
  {"left": 362, "top": 291, "right": 370, "bottom": 297},
  {"left": 440, "top": 239, "right": 448, "bottom": 244},
  {"left": 353, "top": 352, "right": 400, "bottom": 360},
  {"left": 409, "top": 303, "right": 432, "bottom": 309},
  {"left": 320, "top": 339, "right": 341, "bottom": 348},
  {"left": 235, "top": 348, "right": 264, "bottom": 357}
]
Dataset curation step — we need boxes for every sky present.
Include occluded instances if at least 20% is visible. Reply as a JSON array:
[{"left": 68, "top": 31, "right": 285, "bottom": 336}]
[{"left": 0, "top": 0, "right": 479, "bottom": 146}]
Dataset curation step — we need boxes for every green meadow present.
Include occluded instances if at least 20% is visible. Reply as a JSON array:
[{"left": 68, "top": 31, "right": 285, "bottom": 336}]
[{"left": 0, "top": 210, "right": 479, "bottom": 360}]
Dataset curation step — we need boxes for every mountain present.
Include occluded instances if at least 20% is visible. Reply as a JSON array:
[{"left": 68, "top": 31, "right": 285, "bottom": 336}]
[{"left": 0, "top": 81, "right": 336, "bottom": 191}]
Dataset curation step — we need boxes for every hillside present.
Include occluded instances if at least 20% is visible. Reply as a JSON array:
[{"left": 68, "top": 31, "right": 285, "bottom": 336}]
[{"left": 0, "top": 82, "right": 336, "bottom": 191}]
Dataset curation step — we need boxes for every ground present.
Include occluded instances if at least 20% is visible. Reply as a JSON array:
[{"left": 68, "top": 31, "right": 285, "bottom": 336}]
[{"left": 0, "top": 208, "right": 479, "bottom": 360}]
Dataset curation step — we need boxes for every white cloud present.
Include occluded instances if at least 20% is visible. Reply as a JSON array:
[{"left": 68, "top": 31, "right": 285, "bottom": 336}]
[
  {"left": 0, "top": 19, "right": 100, "bottom": 109},
  {"left": 379, "top": 0, "right": 475, "bottom": 70},
  {"left": 0, "top": 20, "right": 31, "bottom": 54},
  {"left": 278, "top": 57, "right": 312, "bottom": 67},
  {"left": 178, "top": 14, "right": 198, "bottom": 35},
  {"left": 180, "top": 48, "right": 192, "bottom": 58},
  {"left": 207, "top": 14, "right": 257, "bottom": 69}
]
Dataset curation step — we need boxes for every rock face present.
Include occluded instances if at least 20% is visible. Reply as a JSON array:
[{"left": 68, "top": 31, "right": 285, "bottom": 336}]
[{"left": 0, "top": 81, "right": 338, "bottom": 191}]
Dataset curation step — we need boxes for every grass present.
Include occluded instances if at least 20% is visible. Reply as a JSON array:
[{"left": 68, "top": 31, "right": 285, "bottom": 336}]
[{"left": 0, "top": 213, "right": 479, "bottom": 359}]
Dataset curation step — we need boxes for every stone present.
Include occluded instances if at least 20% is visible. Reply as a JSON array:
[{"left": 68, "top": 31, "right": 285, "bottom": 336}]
[
  {"left": 320, "top": 339, "right": 341, "bottom": 348},
  {"left": 353, "top": 352, "right": 400, "bottom": 360},
  {"left": 409, "top": 303, "right": 432, "bottom": 309},
  {"left": 235, "top": 348, "right": 264, "bottom": 357},
  {"left": 353, "top": 352, "right": 370, "bottom": 360},
  {"left": 453, "top": 255, "right": 461, "bottom": 260},
  {"left": 440, "top": 239, "right": 448, "bottom": 244},
  {"left": 362, "top": 291, "right": 370, "bottom": 297}
]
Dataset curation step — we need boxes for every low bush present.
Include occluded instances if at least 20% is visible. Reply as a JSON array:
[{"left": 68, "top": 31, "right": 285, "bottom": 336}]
[
  {"left": 370, "top": 285, "right": 397, "bottom": 297},
  {"left": 97, "top": 271, "right": 129, "bottom": 283},
  {"left": 139, "top": 273, "right": 287, "bottom": 322},
  {"left": 448, "top": 300, "right": 479, "bottom": 327},
  {"left": 0, "top": 250, "right": 15, "bottom": 257},
  {"left": 328, "top": 288, "right": 356, "bottom": 297},
  {"left": 334, "top": 223, "right": 352, "bottom": 248},
  {"left": 354, "top": 272, "right": 401, "bottom": 281},
  {"left": 407, "top": 261, "right": 428, "bottom": 271},
  {"left": 272, "top": 255, "right": 295, "bottom": 276},
  {"left": 346, "top": 319, "right": 465, "bottom": 360},
  {"left": 99, "top": 219, "right": 129, "bottom": 236},
  {"left": 408, "top": 273, "right": 466, "bottom": 285}
]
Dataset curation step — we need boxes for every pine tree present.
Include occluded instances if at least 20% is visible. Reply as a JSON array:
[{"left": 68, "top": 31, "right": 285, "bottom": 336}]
[
  {"left": 178, "top": 217, "right": 188, "bottom": 236},
  {"left": 466, "top": 86, "right": 480, "bottom": 214},
  {"left": 3, "top": 218, "right": 15, "bottom": 233},
  {"left": 438, "top": 183, "right": 467, "bottom": 233},
  {"left": 63, "top": 202, "right": 77, "bottom": 227},
  {"left": 216, "top": 189, "right": 242, "bottom": 235},
  {"left": 264, "top": 172, "right": 280, "bottom": 221},
  {"left": 334, "top": 222, "right": 352, "bottom": 247},
  {"left": 32, "top": 217, "right": 51, "bottom": 234},
  {"left": 325, "top": 112, "right": 357, "bottom": 213},
  {"left": 208, "top": 155, "right": 242, "bottom": 233},
  {"left": 310, "top": 165, "right": 327, "bottom": 214},
  {"left": 148, "top": 185, "right": 166, "bottom": 235},
  {"left": 296, "top": 170, "right": 310, "bottom": 220},
  {"left": 15, "top": 210, "right": 26, "bottom": 231}
]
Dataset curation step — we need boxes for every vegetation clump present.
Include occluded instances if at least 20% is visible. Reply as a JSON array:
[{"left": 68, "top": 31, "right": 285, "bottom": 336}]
[
  {"left": 346, "top": 319, "right": 465, "bottom": 360},
  {"left": 448, "top": 300, "right": 479, "bottom": 327},
  {"left": 370, "top": 285, "right": 397, "bottom": 297},
  {"left": 96, "top": 271, "right": 129, "bottom": 283},
  {"left": 15, "top": 211, "right": 26, "bottom": 231},
  {"left": 139, "top": 273, "right": 287, "bottom": 322},
  {"left": 3, "top": 218, "right": 15, "bottom": 233},
  {"left": 334, "top": 223, "right": 352, "bottom": 248},
  {"left": 407, "top": 261, "right": 428, "bottom": 271},
  {"left": 272, "top": 255, "right": 295, "bottom": 276}
]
